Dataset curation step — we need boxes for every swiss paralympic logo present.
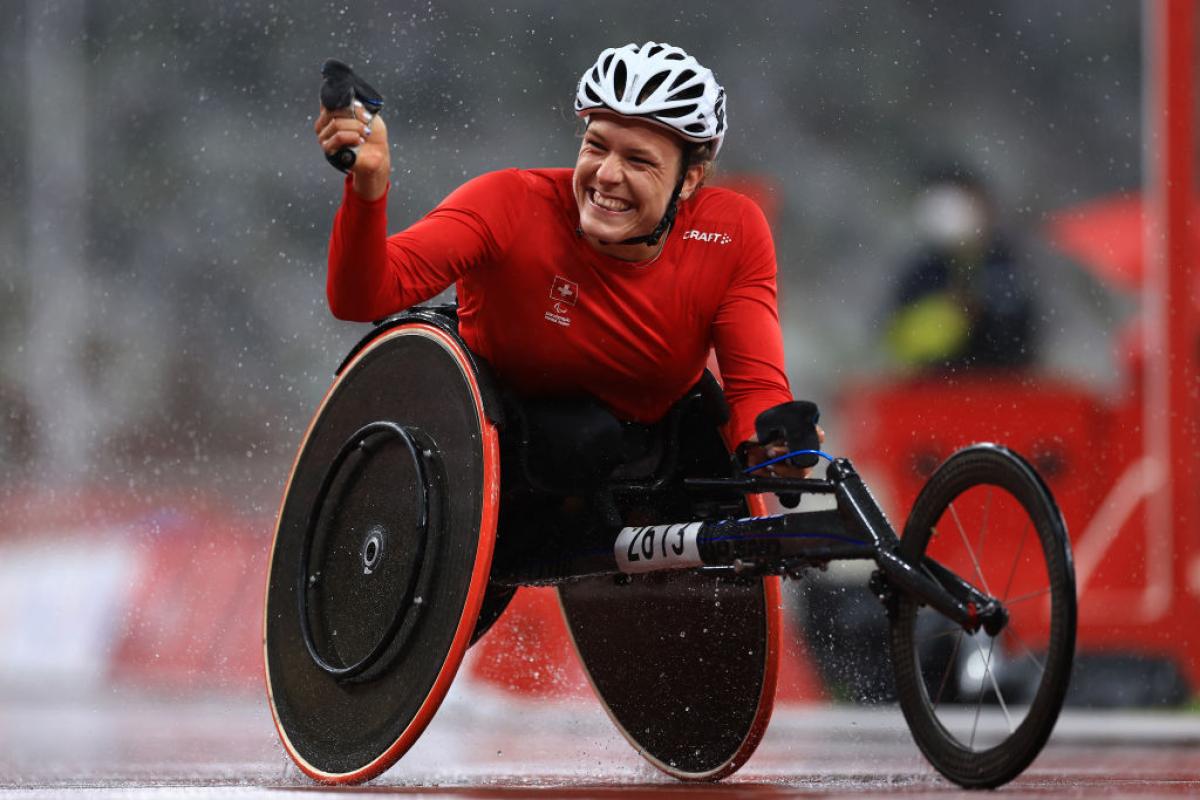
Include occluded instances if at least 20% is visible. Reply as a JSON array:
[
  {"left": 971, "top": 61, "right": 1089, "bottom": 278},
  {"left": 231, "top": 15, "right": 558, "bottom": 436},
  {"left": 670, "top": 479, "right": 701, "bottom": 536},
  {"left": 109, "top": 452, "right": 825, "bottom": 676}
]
[
  {"left": 682, "top": 229, "right": 732, "bottom": 245},
  {"left": 546, "top": 275, "right": 578, "bottom": 328},
  {"left": 550, "top": 276, "right": 579, "bottom": 305}
]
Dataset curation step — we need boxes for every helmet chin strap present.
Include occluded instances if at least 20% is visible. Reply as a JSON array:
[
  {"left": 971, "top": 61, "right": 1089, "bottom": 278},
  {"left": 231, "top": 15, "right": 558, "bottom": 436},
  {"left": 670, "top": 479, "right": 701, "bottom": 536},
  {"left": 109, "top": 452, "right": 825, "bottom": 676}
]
[{"left": 616, "top": 165, "right": 687, "bottom": 247}]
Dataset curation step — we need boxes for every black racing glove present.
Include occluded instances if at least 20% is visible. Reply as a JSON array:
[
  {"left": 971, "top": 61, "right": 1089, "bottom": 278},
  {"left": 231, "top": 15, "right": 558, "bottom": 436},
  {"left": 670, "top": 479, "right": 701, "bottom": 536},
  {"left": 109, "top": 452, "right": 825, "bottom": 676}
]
[
  {"left": 320, "top": 58, "right": 385, "bottom": 173},
  {"left": 752, "top": 400, "right": 821, "bottom": 468}
]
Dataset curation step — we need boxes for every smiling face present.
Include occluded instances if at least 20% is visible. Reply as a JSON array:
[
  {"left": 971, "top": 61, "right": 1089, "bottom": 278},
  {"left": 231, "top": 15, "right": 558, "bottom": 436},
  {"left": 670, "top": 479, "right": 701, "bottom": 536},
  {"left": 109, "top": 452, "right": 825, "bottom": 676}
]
[{"left": 572, "top": 114, "right": 703, "bottom": 261}]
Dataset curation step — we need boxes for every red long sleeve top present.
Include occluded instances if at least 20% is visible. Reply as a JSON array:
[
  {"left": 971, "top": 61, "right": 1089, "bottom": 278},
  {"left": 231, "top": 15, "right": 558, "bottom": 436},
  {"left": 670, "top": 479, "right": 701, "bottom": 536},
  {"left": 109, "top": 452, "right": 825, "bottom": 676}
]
[{"left": 327, "top": 168, "right": 792, "bottom": 446}]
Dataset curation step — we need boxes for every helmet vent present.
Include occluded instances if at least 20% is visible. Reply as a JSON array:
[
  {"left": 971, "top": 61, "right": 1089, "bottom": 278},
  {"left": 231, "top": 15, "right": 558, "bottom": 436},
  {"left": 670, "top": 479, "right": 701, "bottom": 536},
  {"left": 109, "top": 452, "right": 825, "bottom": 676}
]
[
  {"left": 613, "top": 60, "right": 628, "bottom": 101},
  {"left": 664, "top": 51, "right": 685, "bottom": 61},
  {"left": 674, "top": 83, "right": 704, "bottom": 101},
  {"left": 602, "top": 53, "right": 615, "bottom": 74},
  {"left": 585, "top": 84, "right": 601, "bottom": 104},
  {"left": 684, "top": 122, "right": 707, "bottom": 134},
  {"left": 638, "top": 72, "right": 668, "bottom": 104},
  {"left": 668, "top": 69, "right": 696, "bottom": 92},
  {"left": 653, "top": 104, "right": 694, "bottom": 119},
  {"left": 646, "top": 44, "right": 664, "bottom": 58}
]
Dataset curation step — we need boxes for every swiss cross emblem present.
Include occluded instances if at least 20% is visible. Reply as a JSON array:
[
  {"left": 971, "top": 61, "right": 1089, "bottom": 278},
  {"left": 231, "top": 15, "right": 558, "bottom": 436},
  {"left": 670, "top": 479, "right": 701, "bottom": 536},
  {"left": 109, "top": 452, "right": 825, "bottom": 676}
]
[{"left": 550, "top": 276, "right": 579, "bottom": 306}]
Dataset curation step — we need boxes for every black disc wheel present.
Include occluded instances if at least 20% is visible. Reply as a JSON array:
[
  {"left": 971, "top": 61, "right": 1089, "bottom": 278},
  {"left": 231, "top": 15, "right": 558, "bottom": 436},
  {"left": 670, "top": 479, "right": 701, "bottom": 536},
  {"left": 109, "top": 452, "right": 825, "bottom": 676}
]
[
  {"left": 265, "top": 320, "right": 500, "bottom": 784},
  {"left": 889, "top": 444, "right": 1076, "bottom": 789}
]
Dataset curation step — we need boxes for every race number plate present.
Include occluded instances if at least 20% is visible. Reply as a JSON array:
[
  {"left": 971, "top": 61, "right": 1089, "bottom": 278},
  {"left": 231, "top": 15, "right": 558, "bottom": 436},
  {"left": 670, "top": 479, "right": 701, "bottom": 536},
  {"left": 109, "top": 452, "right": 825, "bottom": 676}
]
[{"left": 614, "top": 522, "right": 703, "bottom": 573}]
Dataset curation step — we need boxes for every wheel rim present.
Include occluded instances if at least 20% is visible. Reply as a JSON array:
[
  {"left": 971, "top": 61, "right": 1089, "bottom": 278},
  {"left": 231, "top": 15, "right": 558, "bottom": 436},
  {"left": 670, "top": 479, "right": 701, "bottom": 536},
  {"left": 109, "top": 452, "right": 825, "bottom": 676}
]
[
  {"left": 907, "top": 480, "right": 1059, "bottom": 751},
  {"left": 892, "top": 445, "right": 1076, "bottom": 790},
  {"left": 297, "top": 421, "right": 441, "bottom": 681}
]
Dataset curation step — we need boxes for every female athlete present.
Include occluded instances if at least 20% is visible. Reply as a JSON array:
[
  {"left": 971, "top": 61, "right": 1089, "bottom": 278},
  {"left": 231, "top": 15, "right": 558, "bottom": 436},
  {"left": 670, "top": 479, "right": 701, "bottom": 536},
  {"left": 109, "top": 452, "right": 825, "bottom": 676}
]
[{"left": 313, "top": 41, "right": 816, "bottom": 478}]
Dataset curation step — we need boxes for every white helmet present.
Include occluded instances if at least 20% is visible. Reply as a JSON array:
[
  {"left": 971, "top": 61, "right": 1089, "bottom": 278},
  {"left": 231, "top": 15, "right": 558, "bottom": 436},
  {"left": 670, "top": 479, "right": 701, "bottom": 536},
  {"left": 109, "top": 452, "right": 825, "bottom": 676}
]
[{"left": 575, "top": 41, "right": 727, "bottom": 157}]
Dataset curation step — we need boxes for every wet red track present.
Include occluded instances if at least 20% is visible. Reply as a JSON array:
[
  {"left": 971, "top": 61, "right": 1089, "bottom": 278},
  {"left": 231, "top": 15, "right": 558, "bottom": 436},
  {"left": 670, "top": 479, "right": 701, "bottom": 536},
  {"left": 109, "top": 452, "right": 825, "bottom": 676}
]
[{"left": 1, "top": 684, "right": 1196, "bottom": 798}]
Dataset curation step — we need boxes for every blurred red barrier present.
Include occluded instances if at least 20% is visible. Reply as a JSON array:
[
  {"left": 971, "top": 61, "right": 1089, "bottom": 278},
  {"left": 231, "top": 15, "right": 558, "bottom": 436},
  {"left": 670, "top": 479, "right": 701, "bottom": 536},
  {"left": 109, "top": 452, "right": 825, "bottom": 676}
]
[
  {"left": 840, "top": 373, "right": 1200, "bottom": 693},
  {"left": 112, "top": 522, "right": 266, "bottom": 689},
  {"left": 466, "top": 587, "right": 591, "bottom": 699},
  {"left": 840, "top": 373, "right": 1108, "bottom": 536},
  {"left": 0, "top": 487, "right": 270, "bottom": 691}
]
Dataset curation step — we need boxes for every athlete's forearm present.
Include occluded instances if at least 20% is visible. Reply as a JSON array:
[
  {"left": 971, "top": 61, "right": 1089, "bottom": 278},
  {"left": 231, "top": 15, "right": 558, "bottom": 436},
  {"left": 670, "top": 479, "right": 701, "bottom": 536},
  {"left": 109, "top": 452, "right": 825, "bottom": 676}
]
[{"left": 327, "top": 177, "right": 399, "bottom": 321}]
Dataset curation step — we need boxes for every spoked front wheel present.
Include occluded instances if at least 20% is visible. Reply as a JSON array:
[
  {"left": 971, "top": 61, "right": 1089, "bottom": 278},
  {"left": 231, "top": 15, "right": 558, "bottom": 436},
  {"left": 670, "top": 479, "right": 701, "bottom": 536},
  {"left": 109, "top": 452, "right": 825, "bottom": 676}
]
[{"left": 889, "top": 444, "right": 1076, "bottom": 789}]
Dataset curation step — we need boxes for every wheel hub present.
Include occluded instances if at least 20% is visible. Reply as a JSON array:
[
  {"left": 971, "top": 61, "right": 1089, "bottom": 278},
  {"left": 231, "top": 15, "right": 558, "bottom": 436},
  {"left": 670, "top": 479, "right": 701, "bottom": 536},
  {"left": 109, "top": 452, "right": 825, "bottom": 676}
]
[{"left": 361, "top": 526, "right": 385, "bottom": 575}]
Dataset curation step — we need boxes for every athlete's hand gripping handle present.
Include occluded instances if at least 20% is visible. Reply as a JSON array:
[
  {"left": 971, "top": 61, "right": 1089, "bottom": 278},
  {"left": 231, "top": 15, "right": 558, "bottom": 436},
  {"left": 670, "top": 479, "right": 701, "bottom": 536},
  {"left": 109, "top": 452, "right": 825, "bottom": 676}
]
[
  {"left": 319, "top": 58, "right": 384, "bottom": 174},
  {"left": 754, "top": 401, "right": 822, "bottom": 469}
]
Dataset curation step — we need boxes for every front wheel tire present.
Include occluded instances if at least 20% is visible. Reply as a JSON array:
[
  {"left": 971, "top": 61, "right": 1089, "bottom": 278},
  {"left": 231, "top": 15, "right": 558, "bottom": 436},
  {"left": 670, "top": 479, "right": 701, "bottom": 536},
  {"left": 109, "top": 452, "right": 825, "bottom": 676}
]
[{"left": 889, "top": 444, "right": 1076, "bottom": 789}]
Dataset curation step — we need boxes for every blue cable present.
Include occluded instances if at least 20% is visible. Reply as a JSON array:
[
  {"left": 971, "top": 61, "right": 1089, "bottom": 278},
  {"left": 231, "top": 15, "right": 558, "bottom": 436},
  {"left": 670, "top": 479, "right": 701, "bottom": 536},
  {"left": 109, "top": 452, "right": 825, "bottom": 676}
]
[{"left": 743, "top": 449, "right": 835, "bottom": 474}]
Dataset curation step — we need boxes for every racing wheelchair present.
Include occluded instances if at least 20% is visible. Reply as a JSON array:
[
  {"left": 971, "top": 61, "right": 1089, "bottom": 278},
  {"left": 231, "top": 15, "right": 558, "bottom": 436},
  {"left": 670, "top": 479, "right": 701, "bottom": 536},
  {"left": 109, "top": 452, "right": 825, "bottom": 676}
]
[{"left": 263, "top": 306, "right": 1076, "bottom": 789}]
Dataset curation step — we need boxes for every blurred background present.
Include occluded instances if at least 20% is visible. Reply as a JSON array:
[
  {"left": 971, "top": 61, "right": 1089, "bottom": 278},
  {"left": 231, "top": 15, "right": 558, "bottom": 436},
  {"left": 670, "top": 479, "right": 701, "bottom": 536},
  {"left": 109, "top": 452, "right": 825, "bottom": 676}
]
[{"left": 1, "top": 0, "right": 1195, "bottom": 722}]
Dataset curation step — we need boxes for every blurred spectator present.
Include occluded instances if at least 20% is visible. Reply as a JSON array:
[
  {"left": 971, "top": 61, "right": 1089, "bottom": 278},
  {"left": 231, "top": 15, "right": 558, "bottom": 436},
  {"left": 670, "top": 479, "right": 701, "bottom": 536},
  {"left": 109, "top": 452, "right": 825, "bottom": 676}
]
[{"left": 884, "top": 166, "right": 1037, "bottom": 370}]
